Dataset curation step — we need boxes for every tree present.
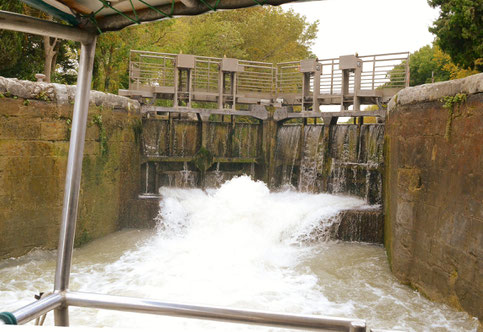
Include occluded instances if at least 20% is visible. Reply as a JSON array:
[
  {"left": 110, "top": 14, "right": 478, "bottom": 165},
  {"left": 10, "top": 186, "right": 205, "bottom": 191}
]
[
  {"left": 0, "top": 2, "right": 24, "bottom": 71},
  {"left": 428, "top": 0, "right": 483, "bottom": 71},
  {"left": 1, "top": 3, "right": 317, "bottom": 92},
  {"left": 385, "top": 44, "right": 478, "bottom": 87},
  {"left": 219, "top": 7, "right": 318, "bottom": 62},
  {"left": 0, "top": 2, "right": 44, "bottom": 81},
  {"left": 0, "top": 1, "right": 78, "bottom": 83},
  {"left": 91, "top": 6, "right": 318, "bottom": 93},
  {"left": 408, "top": 45, "right": 451, "bottom": 85}
]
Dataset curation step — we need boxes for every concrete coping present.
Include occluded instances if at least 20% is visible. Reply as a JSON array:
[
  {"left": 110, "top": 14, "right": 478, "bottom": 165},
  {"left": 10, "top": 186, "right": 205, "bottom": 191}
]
[
  {"left": 0, "top": 76, "right": 140, "bottom": 112},
  {"left": 388, "top": 73, "right": 483, "bottom": 112}
]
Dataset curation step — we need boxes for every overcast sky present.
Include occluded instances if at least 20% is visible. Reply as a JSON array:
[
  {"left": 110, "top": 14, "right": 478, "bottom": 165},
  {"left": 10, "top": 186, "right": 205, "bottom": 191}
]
[{"left": 282, "top": 0, "right": 440, "bottom": 59}]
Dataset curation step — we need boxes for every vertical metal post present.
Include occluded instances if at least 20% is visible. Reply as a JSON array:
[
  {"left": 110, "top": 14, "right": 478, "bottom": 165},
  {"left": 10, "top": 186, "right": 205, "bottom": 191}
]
[
  {"left": 405, "top": 52, "right": 410, "bottom": 87},
  {"left": 218, "top": 70, "right": 224, "bottom": 110},
  {"left": 188, "top": 69, "right": 193, "bottom": 108},
  {"left": 273, "top": 64, "right": 277, "bottom": 97},
  {"left": 174, "top": 66, "right": 179, "bottom": 107},
  {"left": 371, "top": 56, "right": 376, "bottom": 90},
  {"left": 312, "top": 63, "right": 321, "bottom": 112},
  {"left": 232, "top": 72, "right": 237, "bottom": 110},
  {"left": 330, "top": 60, "right": 334, "bottom": 95},
  {"left": 128, "top": 51, "right": 132, "bottom": 90},
  {"left": 207, "top": 59, "right": 211, "bottom": 91},
  {"left": 341, "top": 69, "right": 349, "bottom": 111},
  {"left": 353, "top": 59, "right": 362, "bottom": 112},
  {"left": 302, "top": 72, "right": 310, "bottom": 111},
  {"left": 53, "top": 37, "right": 97, "bottom": 326}
]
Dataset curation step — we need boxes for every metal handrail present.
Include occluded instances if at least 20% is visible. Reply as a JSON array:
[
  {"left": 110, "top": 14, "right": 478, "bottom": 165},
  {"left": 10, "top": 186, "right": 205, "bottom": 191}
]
[{"left": 11, "top": 291, "right": 366, "bottom": 331}]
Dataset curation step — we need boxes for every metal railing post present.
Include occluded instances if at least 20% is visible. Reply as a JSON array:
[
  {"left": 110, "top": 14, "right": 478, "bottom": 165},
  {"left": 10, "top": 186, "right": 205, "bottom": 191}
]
[
  {"left": 405, "top": 52, "right": 410, "bottom": 87},
  {"left": 232, "top": 72, "right": 237, "bottom": 110},
  {"left": 371, "top": 55, "right": 376, "bottom": 90},
  {"left": 53, "top": 36, "right": 97, "bottom": 326},
  {"left": 218, "top": 70, "right": 224, "bottom": 110},
  {"left": 330, "top": 59, "right": 334, "bottom": 95},
  {"left": 312, "top": 62, "right": 321, "bottom": 112},
  {"left": 353, "top": 58, "right": 362, "bottom": 112}
]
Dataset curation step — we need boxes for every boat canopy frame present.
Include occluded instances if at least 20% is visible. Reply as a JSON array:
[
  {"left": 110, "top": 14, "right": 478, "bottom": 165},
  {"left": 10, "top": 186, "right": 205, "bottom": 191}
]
[
  {"left": 1, "top": 2, "right": 367, "bottom": 331},
  {"left": 15, "top": 0, "right": 315, "bottom": 33}
]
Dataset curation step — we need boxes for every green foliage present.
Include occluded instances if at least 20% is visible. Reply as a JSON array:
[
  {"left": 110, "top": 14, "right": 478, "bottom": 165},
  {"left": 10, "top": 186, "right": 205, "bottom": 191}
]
[
  {"left": 1, "top": 4, "right": 317, "bottom": 92},
  {"left": 192, "top": 147, "right": 214, "bottom": 173},
  {"left": 386, "top": 44, "right": 479, "bottom": 87},
  {"left": 92, "top": 114, "right": 109, "bottom": 156},
  {"left": 66, "top": 118, "right": 72, "bottom": 140},
  {"left": 132, "top": 119, "right": 143, "bottom": 144},
  {"left": 441, "top": 93, "right": 466, "bottom": 140},
  {"left": 441, "top": 92, "right": 467, "bottom": 110},
  {"left": 408, "top": 45, "right": 451, "bottom": 85},
  {"left": 0, "top": 1, "right": 25, "bottom": 72},
  {"left": 0, "top": 1, "right": 79, "bottom": 82},
  {"left": 428, "top": 0, "right": 482, "bottom": 70},
  {"left": 36, "top": 90, "right": 51, "bottom": 102},
  {"left": 92, "top": 7, "right": 318, "bottom": 93},
  {"left": 75, "top": 228, "right": 92, "bottom": 247}
]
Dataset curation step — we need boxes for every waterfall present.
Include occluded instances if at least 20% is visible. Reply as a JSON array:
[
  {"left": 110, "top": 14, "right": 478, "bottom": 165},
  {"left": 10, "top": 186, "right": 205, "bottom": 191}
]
[
  {"left": 298, "top": 125, "right": 324, "bottom": 192},
  {"left": 178, "top": 161, "right": 196, "bottom": 188},
  {"left": 273, "top": 125, "right": 301, "bottom": 188}
]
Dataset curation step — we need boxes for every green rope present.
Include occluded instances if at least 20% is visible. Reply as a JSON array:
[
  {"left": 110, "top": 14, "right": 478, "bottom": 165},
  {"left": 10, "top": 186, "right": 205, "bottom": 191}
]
[
  {"left": 138, "top": 0, "right": 174, "bottom": 18},
  {"left": 128, "top": 0, "right": 140, "bottom": 22},
  {"left": 0, "top": 312, "right": 17, "bottom": 325},
  {"left": 98, "top": 0, "right": 140, "bottom": 24},
  {"left": 199, "top": 0, "right": 215, "bottom": 11},
  {"left": 88, "top": 14, "right": 103, "bottom": 34}
]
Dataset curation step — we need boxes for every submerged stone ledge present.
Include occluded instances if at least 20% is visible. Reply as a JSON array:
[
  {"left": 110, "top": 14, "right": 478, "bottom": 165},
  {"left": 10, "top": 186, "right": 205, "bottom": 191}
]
[
  {"left": 333, "top": 206, "right": 384, "bottom": 244},
  {"left": 304, "top": 206, "right": 384, "bottom": 244}
]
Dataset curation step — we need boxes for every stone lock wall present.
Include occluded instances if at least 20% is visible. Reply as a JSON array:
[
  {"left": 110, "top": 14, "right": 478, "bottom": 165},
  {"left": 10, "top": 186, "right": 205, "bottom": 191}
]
[
  {"left": 384, "top": 73, "right": 482, "bottom": 319},
  {"left": 0, "top": 77, "right": 142, "bottom": 258}
]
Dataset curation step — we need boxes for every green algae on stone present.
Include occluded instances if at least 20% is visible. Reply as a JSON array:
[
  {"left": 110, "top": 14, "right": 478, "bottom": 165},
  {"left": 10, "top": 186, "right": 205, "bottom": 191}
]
[{"left": 192, "top": 146, "right": 214, "bottom": 173}]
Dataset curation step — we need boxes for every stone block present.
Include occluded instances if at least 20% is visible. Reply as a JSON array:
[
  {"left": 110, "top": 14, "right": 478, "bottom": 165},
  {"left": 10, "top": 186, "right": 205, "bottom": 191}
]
[
  {"left": 4, "top": 156, "right": 30, "bottom": 178},
  {"left": 331, "top": 207, "right": 384, "bottom": 243},
  {"left": 0, "top": 117, "right": 41, "bottom": 140},
  {"left": 29, "top": 156, "right": 56, "bottom": 178},
  {"left": 0, "top": 82, "right": 142, "bottom": 259},
  {"left": 0, "top": 98, "right": 22, "bottom": 116},
  {"left": 29, "top": 141, "right": 54, "bottom": 156},
  {"left": 83, "top": 141, "right": 99, "bottom": 156},
  {"left": 40, "top": 121, "right": 68, "bottom": 140}
]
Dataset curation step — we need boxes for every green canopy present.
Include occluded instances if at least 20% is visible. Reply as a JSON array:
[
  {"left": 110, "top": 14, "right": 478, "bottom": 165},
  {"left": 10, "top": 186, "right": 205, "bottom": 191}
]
[{"left": 19, "top": 0, "right": 319, "bottom": 32}]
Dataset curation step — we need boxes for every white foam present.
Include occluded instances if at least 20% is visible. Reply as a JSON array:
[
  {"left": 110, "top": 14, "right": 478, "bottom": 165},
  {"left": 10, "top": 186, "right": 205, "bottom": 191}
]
[{"left": 0, "top": 177, "right": 478, "bottom": 331}]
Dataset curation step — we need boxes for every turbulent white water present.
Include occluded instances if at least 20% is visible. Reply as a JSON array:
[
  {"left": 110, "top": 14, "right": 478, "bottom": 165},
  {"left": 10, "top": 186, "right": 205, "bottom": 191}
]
[{"left": 0, "top": 176, "right": 478, "bottom": 331}]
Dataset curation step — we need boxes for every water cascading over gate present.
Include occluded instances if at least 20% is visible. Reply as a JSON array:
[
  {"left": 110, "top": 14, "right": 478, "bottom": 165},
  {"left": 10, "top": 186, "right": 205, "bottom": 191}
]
[{"left": 140, "top": 116, "right": 385, "bottom": 205}]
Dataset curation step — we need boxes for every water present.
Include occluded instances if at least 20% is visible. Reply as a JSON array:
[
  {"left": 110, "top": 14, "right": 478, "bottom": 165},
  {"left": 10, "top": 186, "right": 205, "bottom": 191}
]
[
  {"left": 0, "top": 177, "right": 478, "bottom": 331},
  {"left": 299, "top": 126, "right": 324, "bottom": 192},
  {"left": 273, "top": 126, "right": 301, "bottom": 187}
]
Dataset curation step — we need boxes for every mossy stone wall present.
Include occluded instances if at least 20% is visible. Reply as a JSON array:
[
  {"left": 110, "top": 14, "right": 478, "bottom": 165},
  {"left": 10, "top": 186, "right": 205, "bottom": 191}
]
[
  {"left": 0, "top": 77, "right": 142, "bottom": 258},
  {"left": 384, "top": 73, "right": 482, "bottom": 319}
]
